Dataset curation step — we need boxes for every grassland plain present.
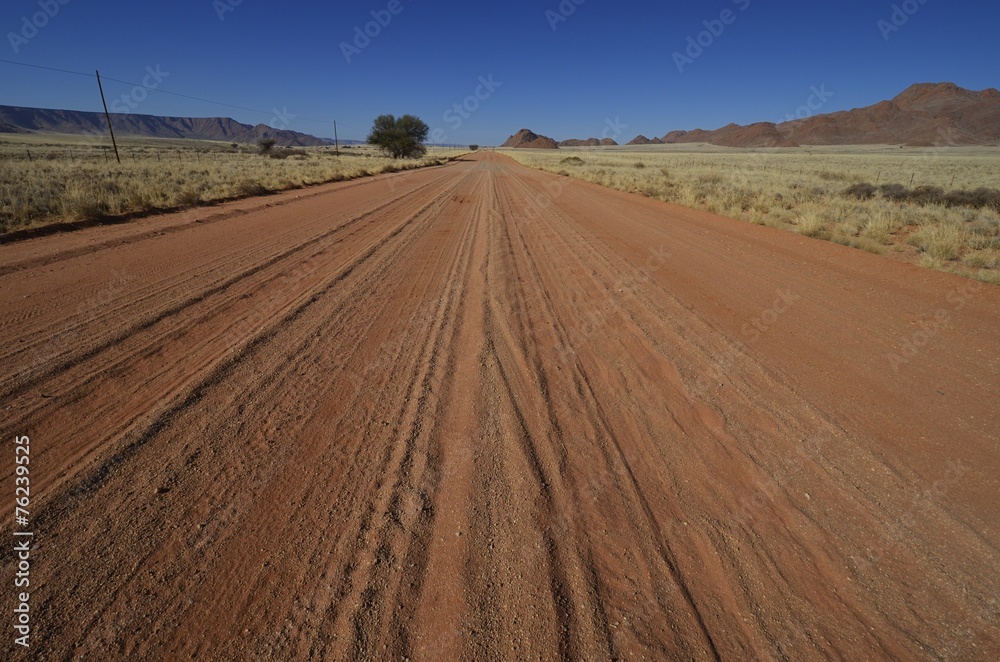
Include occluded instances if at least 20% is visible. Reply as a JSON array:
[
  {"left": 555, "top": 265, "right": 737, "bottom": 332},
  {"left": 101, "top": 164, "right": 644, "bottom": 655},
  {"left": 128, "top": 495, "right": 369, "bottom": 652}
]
[
  {"left": 0, "top": 134, "right": 464, "bottom": 234},
  {"left": 503, "top": 144, "right": 1000, "bottom": 284}
]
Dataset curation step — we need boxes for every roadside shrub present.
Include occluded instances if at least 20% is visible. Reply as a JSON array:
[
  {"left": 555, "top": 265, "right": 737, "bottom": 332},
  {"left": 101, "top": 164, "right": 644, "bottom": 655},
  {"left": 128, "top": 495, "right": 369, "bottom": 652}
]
[
  {"left": 268, "top": 148, "right": 307, "bottom": 160},
  {"left": 848, "top": 182, "right": 1000, "bottom": 211},
  {"left": 235, "top": 180, "right": 268, "bottom": 197},
  {"left": 62, "top": 181, "right": 110, "bottom": 220},
  {"left": 833, "top": 233, "right": 885, "bottom": 254},
  {"left": 862, "top": 206, "right": 897, "bottom": 244},
  {"left": 944, "top": 187, "right": 1000, "bottom": 211},
  {"left": 123, "top": 182, "right": 153, "bottom": 210},
  {"left": 879, "top": 183, "right": 909, "bottom": 202},
  {"left": 560, "top": 156, "right": 585, "bottom": 166},
  {"left": 797, "top": 211, "right": 826, "bottom": 238},
  {"left": 177, "top": 186, "right": 202, "bottom": 207},
  {"left": 258, "top": 138, "right": 276, "bottom": 155},
  {"left": 909, "top": 185, "right": 945, "bottom": 206},
  {"left": 908, "top": 224, "right": 964, "bottom": 260},
  {"left": 968, "top": 212, "right": 999, "bottom": 237},
  {"left": 963, "top": 250, "right": 1000, "bottom": 269}
]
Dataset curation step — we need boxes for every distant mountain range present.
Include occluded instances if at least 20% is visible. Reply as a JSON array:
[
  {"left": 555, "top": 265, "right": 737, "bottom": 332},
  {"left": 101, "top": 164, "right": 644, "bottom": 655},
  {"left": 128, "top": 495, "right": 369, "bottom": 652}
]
[
  {"left": 0, "top": 105, "right": 350, "bottom": 147},
  {"left": 8, "top": 82, "right": 996, "bottom": 150},
  {"left": 505, "top": 83, "right": 1000, "bottom": 149}
]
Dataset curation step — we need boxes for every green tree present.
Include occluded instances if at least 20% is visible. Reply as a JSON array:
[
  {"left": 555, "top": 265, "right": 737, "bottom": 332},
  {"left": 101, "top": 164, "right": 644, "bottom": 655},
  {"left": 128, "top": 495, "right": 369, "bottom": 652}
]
[
  {"left": 367, "top": 114, "right": 429, "bottom": 159},
  {"left": 469, "top": 144, "right": 480, "bottom": 151}
]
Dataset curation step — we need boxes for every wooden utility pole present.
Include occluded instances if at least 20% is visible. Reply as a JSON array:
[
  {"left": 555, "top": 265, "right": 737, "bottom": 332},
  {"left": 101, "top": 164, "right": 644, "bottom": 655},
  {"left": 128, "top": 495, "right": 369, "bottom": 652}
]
[
  {"left": 95, "top": 70, "right": 121, "bottom": 164},
  {"left": 334, "top": 120, "right": 340, "bottom": 156}
]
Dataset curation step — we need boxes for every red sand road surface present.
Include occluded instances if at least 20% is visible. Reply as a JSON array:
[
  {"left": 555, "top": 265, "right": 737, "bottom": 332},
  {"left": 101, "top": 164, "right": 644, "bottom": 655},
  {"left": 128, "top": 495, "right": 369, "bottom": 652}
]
[{"left": 1, "top": 152, "right": 998, "bottom": 659}]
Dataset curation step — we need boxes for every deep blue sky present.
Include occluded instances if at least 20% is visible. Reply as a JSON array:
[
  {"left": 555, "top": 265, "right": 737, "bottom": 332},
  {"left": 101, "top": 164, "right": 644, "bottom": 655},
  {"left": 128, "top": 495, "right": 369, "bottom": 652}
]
[{"left": 1, "top": 0, "right": 997, "bottom": 144}]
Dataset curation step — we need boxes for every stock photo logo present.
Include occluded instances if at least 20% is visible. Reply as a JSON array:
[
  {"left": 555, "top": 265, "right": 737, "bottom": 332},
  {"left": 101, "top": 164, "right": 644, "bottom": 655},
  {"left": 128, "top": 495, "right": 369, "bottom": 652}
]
[
  {"left": 429, "top": 75, "right": 502, "bottom": 145},
  {"left": 109, "top": 66, "right": 170, "bottom": 114},
  {"left": 340, "top": 0, "right": 412, "bottom": 63},
  {"left": 270, "top": 106, "right": 296, "bottom": 130},
  {"left": 672, "top": 0, "right": 751, "bottom": 73},
  {"left": 213, "top": 0, "right": 243, "bottom": 21},
  {"left": 7, "top": 0, "right": 71, "bottom": 53},
  {"left": 878, "top": 0, "right": 931, "bottom": 40},
  {"left": 601, "top": 116, "right": 629, "bottom": 142},
  {"left": 545, "top": 0, "right": 586, "bottom": 31},
  {"left": 779, "top": 85, "right": 834, "bottom": 122}
]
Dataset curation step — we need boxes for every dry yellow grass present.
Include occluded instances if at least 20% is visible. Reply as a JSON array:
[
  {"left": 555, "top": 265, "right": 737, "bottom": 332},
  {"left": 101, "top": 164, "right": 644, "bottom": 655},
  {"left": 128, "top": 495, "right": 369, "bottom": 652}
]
[
  {"left": 503, "top": 145, "right": 1000, "bottom": 283},
  {"left": 0, "top": 134, "right": 462, "bottom": 232}
]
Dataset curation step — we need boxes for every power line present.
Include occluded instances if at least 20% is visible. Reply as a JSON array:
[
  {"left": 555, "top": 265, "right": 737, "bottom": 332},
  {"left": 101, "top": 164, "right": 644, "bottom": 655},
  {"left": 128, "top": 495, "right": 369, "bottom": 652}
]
[
  {"left": 0, "top": 57, "right": 353, "bottom": 129},
  {"left": 0, "top": 58, "right": 89, "bottom": 78}
]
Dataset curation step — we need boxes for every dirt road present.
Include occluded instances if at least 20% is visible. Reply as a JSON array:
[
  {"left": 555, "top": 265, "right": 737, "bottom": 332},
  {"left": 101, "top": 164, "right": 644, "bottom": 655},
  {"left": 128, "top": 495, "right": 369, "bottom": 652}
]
[{"left": 2, "top": 152, "right": 998, "bottom": 660}]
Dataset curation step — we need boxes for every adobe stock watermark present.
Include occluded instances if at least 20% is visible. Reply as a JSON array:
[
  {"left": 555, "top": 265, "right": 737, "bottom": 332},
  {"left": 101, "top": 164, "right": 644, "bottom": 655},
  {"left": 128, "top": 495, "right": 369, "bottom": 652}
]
[
  {"left": 340, "top": 0, "right": 412, "bottom": 64},
  {"left": 7, "top": 0, "right": 71, "bottom": 54},
  {"left": 734, "top": 435, "right": 826, "bottom": 526},
  {"left": 601, "top": 115, "right": 629, "bottom": 142},
  {"left": 547, "top": 242, "right": 673, "bottom": 359},
  {"left": 545, "top": 0, "right": 586, "bottom": 31},
  {"left": 852, "top": 457, "right": 970, "bottom": 575},
  {"left": 878, "top": 0, "right": 930, "bottom": 41},
  {"left": 213, "top": 0, "right": 243, "bottom": 21},
  {"left": 693, "top": 287, "right": 800, "bottom": 395},
  {"left": 270, "top": 106, "right": 296, "bottom": 130},
  {"left": 13, "top": 434, "right": 33, "bottom": 649},
  {"left": 910, "top": 123, "right": 965, "bottom": 173},
  {"left": 724, "top": 88, "right": 832, "bottom": 180},
  {"left": 109, "top": 66, "right": 170, "bottom": 114},
  {"left": 778, "top": 84, "right": 834, "bottom": 123},
  {"left": 673, "top": 0, "right": 751, "bottom": 73},
  {"left": 885, "top": 278, "right": 982, "bottom": 372},
  {"left": 429, "top": 75, "right": 502, "bottom": 146},
  {"left": 22, "top": 269, "right": 134, "bottom": 381}
]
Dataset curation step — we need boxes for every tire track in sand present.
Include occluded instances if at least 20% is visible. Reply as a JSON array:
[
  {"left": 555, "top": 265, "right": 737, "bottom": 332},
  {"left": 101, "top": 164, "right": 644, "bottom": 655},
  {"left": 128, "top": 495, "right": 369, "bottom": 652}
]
[{"left": 1, "top": 152, "right": 998, "bottom": 661}]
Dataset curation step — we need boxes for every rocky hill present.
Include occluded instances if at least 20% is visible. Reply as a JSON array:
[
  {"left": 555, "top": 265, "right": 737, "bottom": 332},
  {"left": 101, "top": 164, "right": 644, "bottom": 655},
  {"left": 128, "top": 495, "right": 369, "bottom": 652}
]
[
  {"left": 659, "top": 83, "right": 1000, "bottom": 148},
  {"left": 0, "top": 105, "right": 334, "bottom": 147},
  {"left": 501, "top": 128, "right": 559, "bottom": 149},
  {"left": 627, "top": 135, "right": 664, "bottom": 146}
]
